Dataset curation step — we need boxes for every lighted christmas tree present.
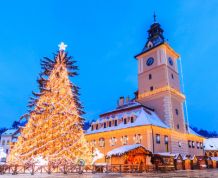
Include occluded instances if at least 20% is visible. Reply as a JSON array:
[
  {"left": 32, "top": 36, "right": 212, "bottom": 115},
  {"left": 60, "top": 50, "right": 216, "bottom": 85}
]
[{"left": 9, "top": 42, "right": 92, "bottom": 165}]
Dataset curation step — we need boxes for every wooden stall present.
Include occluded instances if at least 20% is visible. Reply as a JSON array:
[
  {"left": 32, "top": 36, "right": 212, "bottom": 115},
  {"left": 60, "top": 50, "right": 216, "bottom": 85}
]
[
  {"left": 182, "top": 155, "right": 191, "bottom": 170},
  {"left": 106, "top": 144, "right": 152, "bottom": 172},
  {"left": 211, "top": 157, "right": 218, "bottom": 168},
  {"left": 206, "top": 157, "right": 213, "bottom": 168},
  {"left": 174, "top": 154, "right": 183, "bottom": 170},
  {"left": 190, "top": 155, "right": 198, "bottom": 170},
  {"left": 151, "top": 153, "right": 175, "bottom": 172},
  {"left": 197, "top": 156, "right": 207, "bottom": 170}
]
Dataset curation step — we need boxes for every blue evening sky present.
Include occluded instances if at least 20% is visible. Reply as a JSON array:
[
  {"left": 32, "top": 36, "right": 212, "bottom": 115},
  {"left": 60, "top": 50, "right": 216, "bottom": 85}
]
[{"left": 0, "top": 0, "right": 217, "bottom": 131}]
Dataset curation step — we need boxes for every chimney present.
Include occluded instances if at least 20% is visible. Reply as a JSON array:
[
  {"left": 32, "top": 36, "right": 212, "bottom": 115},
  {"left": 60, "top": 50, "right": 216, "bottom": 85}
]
[
  {"left": 126, "top": 96, "right": 130, "bottom": 103},
  {"left": 118, "top": 96, "right": 124, "bottom": 106}
]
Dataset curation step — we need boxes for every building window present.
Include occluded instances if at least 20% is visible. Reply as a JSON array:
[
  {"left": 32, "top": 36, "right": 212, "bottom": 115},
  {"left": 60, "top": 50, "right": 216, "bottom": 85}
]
[
  {"left": 200, "top": 142, "right": 203, "bottom": 149},
  {"left": 197, "top": 142, "right": 200, "bottom": 149},
  {"left": 134, "top": 134, "right": 142, "bottom": 144},
  {"left": 192, "top": 141, "right": 195, "bottom": 148},
  {"left": 91, "top": 140, "right": 96, "bottom": 146},
  {"left": 121, "top": 136, "right": 128, "bottom": 145},
  {"left": 114, "top": 120, "right": 117, "bottom": 126},
  {"left": 104, "top": 122, "right": 106, "bottom": 128},
  {"left": 124, "top": 118, "right": 127, "bottom": 124},
  {"left": 156, "top": 134, "right": 160, "bottom": 144},
  {"left": 109, "top": 121, "right": 112, "bottom": 127},
  {"left": 188, "top": 140, "right": 192, "bottom": 148},
  {"left": 96, "top": 124, "right": 98, "bottom": 130},
  {"left": 177, "top": 124, "right": 180, "bottom": 129},
  {"left": 91, "top": 125, "right": 94, "bottom": 131},
  {"left": 130, "top": 117, "right": 134, "bottom": 123},
  {"left": 164, "top": 135, "right": 168, "bottom": 144},
  {"left": 110, "top": 137, "right": 117, "bottom": 146},
  {"left": 6, "top": 149, "right": 8, "bottom": 154},
  {"left": 2, "top": 140, "right": 5, "bottom": 145},
  {"left": 178, "top": 141, "right": 182, "bottom": 147},
  {"left": 99, "top": 138, "right": 105, "bottom": 147},
  {"left": 171, "top": 74, "right": 174, "bottom": 79},
  {"left": 175, "top": 109, "right": 179, "bottom": 116},
  {"left": 150, "top": 86, "right": 154, "bottom": 91},
  {"left": 149, "top": 74, "right": 152, "bottom": 80}
]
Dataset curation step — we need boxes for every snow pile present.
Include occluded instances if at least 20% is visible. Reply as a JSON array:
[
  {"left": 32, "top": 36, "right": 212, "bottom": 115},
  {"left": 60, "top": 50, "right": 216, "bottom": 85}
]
[
  {"left": 92, "top": 148, "right": 104, "bottom": 164},
  {"left": 106, "top": 144, "right": 145, "bottom": 158},
  {"left": 204, "top": 138, "right": 218, "bottom": 151},
  {"left": 33, "top": 156, "right": 48, "bottom": 166}
]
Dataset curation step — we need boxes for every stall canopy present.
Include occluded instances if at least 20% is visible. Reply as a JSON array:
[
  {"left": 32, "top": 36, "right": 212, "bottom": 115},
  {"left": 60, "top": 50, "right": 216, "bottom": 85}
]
[{"left": 106, "top": 144, "right": 151, "bottom": 158}]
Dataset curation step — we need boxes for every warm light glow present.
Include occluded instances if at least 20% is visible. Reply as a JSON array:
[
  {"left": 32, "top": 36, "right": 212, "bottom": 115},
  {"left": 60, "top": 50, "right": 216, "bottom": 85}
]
[
  {"left": 8, "top": 50, "right": 92, "bottom": 165},
  {"left": 138, "top": 86, "right": 186, "bottom": 100}
]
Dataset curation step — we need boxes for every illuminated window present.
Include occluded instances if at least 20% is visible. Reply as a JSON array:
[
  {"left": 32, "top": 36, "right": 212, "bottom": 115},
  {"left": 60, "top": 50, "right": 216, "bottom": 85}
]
[
  {"left": 121, "top": 136, "right": 128, "bottom": 145},
  {"left": 110, "top": 137, "right": 117, "bottom": 146},
  {"left": 188, "top": 140, "right": 192, "bottom": 148},
  {"left": 192, "top": 141, "right": 195, "bottom": 148},
  {"left": 134, "top": 134, "right": 142, "bottom": 144},
  {"left": 99, "top": 138, "right": 105, "bottom": 147},
  {"left": 197, "top": 142, "right": 200, "bottom": 149},
  {"left": 164, "top": 136, "right": 168, "bottom": 144},
  {"left": 156, "top": 134, "right": 160, "bottom": 144}
]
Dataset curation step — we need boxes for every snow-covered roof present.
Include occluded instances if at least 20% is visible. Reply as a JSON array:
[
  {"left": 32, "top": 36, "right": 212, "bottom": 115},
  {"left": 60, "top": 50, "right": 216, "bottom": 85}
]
[
  {"left": 1, "top": 129, "right": 18, "bottom": 136},
  {"left": 211, "top": 157, "right": 218, "bottom": 161},
  {"left": 86, "top": 107, "right": 168, "bottom": 134},
  {"left": 204, "top": 138, "right": 218, "bottom": 151},
  {"left": 188, "top": 127, "right": 202, "bottom": 137},
  {"left": 154, "top": 152, "right": 176, "bottom": 157},
  {"left": 106, "top": 144, "right": 150, "bottom": 157}
]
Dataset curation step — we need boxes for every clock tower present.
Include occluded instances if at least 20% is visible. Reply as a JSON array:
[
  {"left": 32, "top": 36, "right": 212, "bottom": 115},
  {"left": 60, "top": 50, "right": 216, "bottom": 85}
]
[{"left": 135, "top": 18, "right": 187, "bottom": 133}]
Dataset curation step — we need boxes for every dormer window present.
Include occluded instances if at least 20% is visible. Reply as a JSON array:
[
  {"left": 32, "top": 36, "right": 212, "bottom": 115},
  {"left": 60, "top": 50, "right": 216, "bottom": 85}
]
[
  {"left": 124, "top": 118, "right": 127, "bottom": 124},
  {"left": 104, "top": 122, "right": 106, "bottom": 128},
  {"left": 91, "top": 125, "right": 94, "bottom": 131},
  {"left": 130, "top": 117, "right": 134, "bottom": 123},
  {"left": 109, "top": 121, "right": 112, "bottom": 127},
  {"left": 114, "top": 120, "right": 117, "bottom": 126},
  {"left": 96, "top": 124, "right": 98, "bottom": 130}
]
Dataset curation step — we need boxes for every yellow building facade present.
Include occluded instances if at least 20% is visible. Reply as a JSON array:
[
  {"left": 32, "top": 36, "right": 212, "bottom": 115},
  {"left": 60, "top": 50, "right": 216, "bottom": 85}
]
[{"left": 85, "top": 19, "right": 204, "bottom": 164}]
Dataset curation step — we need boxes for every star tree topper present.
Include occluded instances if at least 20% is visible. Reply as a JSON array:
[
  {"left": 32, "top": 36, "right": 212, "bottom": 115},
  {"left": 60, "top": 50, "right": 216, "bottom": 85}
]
[{"left": 58, "top": 42, "right": 67, "bottom": 51}]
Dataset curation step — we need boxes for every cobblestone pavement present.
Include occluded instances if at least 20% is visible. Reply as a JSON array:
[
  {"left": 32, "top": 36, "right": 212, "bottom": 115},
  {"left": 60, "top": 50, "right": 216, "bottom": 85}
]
[{"left": 1, "top": 169, "right": 218, "bottom": 178}]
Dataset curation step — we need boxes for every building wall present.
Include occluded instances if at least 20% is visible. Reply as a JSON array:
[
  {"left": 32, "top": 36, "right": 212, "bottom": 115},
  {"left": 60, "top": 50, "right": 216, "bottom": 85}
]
[
  {"left": 85, "top": 125, "right": 204, "bottom": 163},
  {"left": 0, "top": 136, "right": 12, "bottom": 154}
]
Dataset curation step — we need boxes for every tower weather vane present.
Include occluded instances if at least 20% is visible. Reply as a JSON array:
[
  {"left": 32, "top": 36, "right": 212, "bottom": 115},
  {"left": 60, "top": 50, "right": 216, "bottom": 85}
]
[{"left": 58, "top": 42, "right": 67, "bottom": 51}]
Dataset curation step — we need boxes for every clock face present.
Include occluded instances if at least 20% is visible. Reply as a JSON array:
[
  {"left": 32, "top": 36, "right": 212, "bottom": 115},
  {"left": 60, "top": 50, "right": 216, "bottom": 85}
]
[
  {"left": 168, "top": 57, "right": 174, "bottom": 66},
  {"left": 146, "top": 57, "right": 154, "bottom": 66}
]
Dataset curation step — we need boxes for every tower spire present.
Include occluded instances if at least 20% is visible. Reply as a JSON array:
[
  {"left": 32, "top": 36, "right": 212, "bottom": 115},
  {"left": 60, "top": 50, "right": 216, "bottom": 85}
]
[{"left": 153, "top": 12, "right": 157, "bottom": 23}]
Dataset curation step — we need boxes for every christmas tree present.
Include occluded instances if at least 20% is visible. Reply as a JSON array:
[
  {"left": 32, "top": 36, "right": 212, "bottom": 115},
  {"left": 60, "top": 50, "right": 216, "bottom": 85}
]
[{"left": 9, "top": 42, "right": 92, "bottom": 165}]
